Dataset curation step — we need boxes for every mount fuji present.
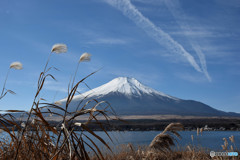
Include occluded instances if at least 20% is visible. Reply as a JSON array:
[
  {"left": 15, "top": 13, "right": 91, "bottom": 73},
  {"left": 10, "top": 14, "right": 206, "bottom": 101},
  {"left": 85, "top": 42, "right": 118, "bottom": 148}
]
[{"left": 58, "top": 77, "right": 239, "bottom": 117}]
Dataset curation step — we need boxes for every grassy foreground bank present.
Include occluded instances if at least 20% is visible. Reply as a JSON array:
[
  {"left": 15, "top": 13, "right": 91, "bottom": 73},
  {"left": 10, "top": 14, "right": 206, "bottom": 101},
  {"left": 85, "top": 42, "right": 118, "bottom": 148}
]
[{"left": 91, "top": 144, "right": 239, "bottom": 160}]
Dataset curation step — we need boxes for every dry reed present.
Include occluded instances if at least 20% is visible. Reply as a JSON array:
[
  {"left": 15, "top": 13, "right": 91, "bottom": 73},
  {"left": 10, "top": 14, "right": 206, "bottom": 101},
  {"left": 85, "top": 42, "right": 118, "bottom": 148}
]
[
  {"left": 149, "top": 123, "right": 184, "bottom": 152},
  {"left": 10, "top": 62, "right": 23, "bottom": 70},
  {"left": 51, "top": 44, "right": 67, "bottom": 53},
  {"left": 0, "top": 61, "right": 22, "bottom": 100},
  {"left": 0, "top": 44, "right": 117, "bottom": 160}
]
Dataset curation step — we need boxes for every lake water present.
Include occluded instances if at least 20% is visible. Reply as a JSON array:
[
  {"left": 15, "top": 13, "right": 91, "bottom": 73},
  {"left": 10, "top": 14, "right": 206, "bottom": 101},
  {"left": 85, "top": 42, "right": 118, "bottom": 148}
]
[
  {"left": 86, "top": 131, "right": 240, "bottom": 152},
  {"left": 1, "top": 131, "right": 239, "bottom": 152}
]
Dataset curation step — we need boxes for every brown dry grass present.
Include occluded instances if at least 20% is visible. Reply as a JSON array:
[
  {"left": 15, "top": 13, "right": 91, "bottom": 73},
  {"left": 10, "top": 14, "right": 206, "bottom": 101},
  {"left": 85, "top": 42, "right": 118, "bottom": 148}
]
[
  {"left": 91, "top": 144, "right": 240, "bottom": 160},
  {"left": 0, "top": 45, "right": 118, "bottom": 160},
  {"left": 91, "top": 145, "right": 210, "bottom": 160}
]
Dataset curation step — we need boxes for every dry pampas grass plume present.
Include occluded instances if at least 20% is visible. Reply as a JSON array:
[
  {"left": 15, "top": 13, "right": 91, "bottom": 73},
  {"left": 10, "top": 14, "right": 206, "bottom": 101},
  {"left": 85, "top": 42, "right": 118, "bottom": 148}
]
[
  {"left": 10, "top": 61, "right": 23, "bottom": 70},
  {"left": 229, "top": 135, "right": 235, "bottom": 143},
  {"left": 71, "top": 52, "right": 92, "bottom": 88},
  {"left": 197, "top": 128, "right": 199, "bottom": 136},
  {"left": 21, "top": 122, "right": 26, "bottom": 128},
  {"left": 74, "top": 122, "right": 82, "bottom": 127},
  {"left": 222, "top": 137, "right": 228, "bottom": 151},
  {"left": 1, "top": 61, "right": 23, "bottom": 99},
  {"left": 54, "top": 101, "right": 62, "bottom": 106},
  {"left": 200, "top": 127, "right": 203, "bottom": 136},
  {"left": 43, "top": 43, "right": 67, "bottom": 72},
  {"left": 191, "top": 135, "right": 194, "bottom": 142},
  {"left": 79, "top": 52, "right": 91, "bottom": 62},
  {"left": 51, "top": 43, "right": 67, "bottom": 53},
  {"left": 149, "top": 123, "right": 184, "bottom": 152}
]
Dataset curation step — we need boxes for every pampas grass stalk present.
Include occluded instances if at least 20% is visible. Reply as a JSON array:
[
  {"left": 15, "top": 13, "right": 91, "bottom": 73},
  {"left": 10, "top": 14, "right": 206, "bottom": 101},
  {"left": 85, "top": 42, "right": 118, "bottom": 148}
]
[
  {"left": 200, "top": 128, "right": 203, "bottom": 136},
  {"left": 0, "top": 68, "right": 10, "bottom": 99},
  {"left": 229, "top": 135, "right": 237, "bottom": 150},
  {"left": 223, "top": 137, "right": 228, "bottom": 151}
]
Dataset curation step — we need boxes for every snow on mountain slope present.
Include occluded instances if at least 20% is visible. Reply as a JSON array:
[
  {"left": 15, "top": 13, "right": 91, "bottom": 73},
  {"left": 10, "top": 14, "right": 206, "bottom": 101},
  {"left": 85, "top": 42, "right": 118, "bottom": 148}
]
[{"left": 70, "top": 77, "right": 178, "bottom": 101}]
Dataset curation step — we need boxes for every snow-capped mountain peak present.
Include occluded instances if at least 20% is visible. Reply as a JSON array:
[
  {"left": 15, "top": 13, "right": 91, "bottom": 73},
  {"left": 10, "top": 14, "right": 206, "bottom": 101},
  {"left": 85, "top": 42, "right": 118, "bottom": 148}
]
[
  {"left": 73, "top": 77, "right": 177, "bottom": 100},
  {"left": 56, "top": 77, "right": 238, "bottom": 117}
]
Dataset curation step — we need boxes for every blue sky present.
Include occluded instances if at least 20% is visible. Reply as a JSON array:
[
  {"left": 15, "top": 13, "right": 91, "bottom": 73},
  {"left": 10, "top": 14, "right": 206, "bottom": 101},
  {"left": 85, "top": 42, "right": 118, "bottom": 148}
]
[{"left": 0, "top": 0, "right": 239, "bottom": 113}]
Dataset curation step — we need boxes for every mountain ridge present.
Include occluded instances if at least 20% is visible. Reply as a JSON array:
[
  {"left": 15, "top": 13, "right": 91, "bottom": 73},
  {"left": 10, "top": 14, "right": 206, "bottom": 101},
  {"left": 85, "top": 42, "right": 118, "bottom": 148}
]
[{"left": 58, "top": 77, "right": 240, "bottom": 117}]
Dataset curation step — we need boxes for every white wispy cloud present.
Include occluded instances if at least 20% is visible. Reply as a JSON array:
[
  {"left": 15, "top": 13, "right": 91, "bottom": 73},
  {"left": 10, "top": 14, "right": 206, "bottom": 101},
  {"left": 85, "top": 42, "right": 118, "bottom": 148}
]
[
  {"left": 86, "top": 37, "right": 127, "bottom": 45},
  {"left": 169, "top": 29, "right": 233, "bottom": 38},
  {"left": 132, "top": 0, "right": 164, "bottom": 5},
  {"left": 175, "top": 72, "right": 209, "bottom": 83},
  {"left": 169, "top": 30, "right": 213, "bottom": 37},
  {"left": 104, "top": 0, "right": 203, "bottom": 74},
  {"left": 163, "top": 0, "right": 211, "bottom": 81}
]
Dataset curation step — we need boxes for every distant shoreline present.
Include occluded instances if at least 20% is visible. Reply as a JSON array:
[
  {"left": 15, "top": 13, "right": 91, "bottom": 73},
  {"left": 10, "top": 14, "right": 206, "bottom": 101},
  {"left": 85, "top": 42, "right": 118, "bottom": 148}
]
[
  {"left": 43, "top": 114, "right": 240, "bottom": 121},
  {"left": 4, "top": 115, "right": 240, "bottom": 131}
]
